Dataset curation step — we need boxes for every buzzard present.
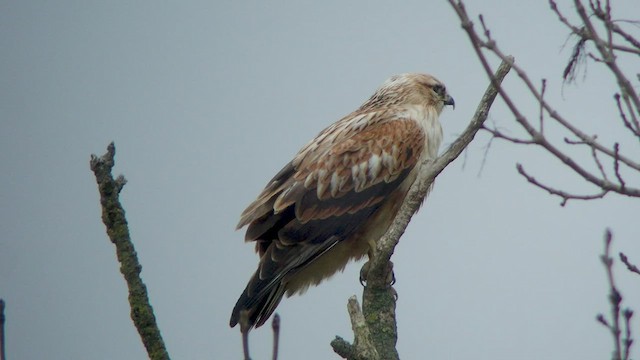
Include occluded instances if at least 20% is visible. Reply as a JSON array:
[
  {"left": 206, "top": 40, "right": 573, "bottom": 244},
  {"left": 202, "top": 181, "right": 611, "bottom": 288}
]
[{"left": 230, "top": 73, "right": 454, "bottom": 329}]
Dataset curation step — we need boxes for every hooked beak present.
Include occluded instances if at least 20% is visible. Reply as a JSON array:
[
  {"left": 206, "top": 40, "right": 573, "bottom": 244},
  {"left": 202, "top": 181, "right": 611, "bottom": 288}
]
[{"left": 444, "top": 94, "right": 455, "bottom": 109}]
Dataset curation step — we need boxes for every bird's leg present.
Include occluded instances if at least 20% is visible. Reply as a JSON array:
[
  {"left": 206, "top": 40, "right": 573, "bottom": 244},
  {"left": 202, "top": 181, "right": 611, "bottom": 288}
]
[{"left": 359, "top": 245, "right": 375, "bottom": 285}]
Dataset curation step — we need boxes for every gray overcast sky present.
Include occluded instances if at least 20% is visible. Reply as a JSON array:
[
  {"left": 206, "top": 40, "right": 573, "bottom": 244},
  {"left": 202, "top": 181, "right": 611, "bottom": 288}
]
[{"left": 1, "top": 1, "right": 638, "bottom": 359}]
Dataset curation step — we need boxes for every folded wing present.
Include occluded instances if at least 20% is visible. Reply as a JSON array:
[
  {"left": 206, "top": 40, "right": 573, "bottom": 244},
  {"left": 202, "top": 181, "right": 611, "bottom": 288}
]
[{"left": 230, "top": 117, "right": 426, "bottom": 328}]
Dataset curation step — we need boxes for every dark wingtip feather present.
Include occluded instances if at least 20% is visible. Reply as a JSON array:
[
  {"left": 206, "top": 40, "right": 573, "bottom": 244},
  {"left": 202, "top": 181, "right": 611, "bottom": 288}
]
[{"left": 229, "top": 274, "right": 286, "bottom": 330}]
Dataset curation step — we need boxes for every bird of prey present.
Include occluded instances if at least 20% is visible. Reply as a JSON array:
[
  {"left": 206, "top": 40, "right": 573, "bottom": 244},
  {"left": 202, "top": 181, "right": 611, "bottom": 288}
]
[{"left": 230, "top": 73, "right": 454, "bottom": 329}]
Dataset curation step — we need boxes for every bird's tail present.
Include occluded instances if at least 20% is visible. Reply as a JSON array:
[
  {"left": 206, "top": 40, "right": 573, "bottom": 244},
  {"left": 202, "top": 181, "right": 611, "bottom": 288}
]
[{"left": 229, "top": 271, "right": 286, "bottom": 330}]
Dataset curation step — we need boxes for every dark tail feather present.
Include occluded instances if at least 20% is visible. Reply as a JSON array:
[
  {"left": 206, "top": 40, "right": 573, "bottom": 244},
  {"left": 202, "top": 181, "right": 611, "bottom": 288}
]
[{"left": 229, "top": 273, "right": 286, "bottom": 329}]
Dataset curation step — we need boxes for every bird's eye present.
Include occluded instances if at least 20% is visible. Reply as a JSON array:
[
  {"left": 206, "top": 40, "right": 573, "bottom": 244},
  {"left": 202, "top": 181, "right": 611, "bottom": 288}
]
[{"left": 432, "top": 84, "right": 445, "bottom": 96}]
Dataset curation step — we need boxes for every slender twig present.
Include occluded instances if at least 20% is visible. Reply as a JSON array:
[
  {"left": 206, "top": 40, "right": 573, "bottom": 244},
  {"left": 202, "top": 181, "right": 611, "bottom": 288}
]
[
  {"left": 483, "top": 126, "right": 536, "bottom": 144},
  {"left": 591, "top": 142, "right": 608, "bottom": 181},
  {"left": 598, "top": 229, "right": 622, "bottom": 360},
  {"left": 272, "top": 314, "right": 280, "bottom": 360},
  {"left": 516, "top": 164, "right": 608, "bottom": 205},
  {"left": 596, "top": 230, "right": 636, "bottom": 360},
  {"left": 620, "top": 253, "right": 640, "bottom": 276},
  {"left": 613, "top": 143, "right": 626, "bottom": 191},
  {"left": 550, "top": 0, "right": 584, "bottom": 36},
  {"left": 622, "top": 309, "right": 634, "bottom": 360},
  {"left": 477, "top": 125, "right": 497, "bottom": 177},
  {"left": 90, "top": 143, "right": 170, "bottom": 360},
  {"left": 539, "top": 79, "right": 547, "bottom": 134},
  {"left": 0, "top": 299, "right": 5, "bottom": 360},
  {"left": 564, "top": 136, "right": 591, "bottom": 145},
  {"left": 587, "top": 52, "right": 605, "bottom": 63},
  {"left": 610, "top": 43, "right": 640, "bottom": 55},
  {"left": 240, "top": 310, "right": 252, "bottom": 360},
  {"left": 621, "top": 95, "right": 640, "bottom": 137},
  {"left": 574, "top": 0, "right": 640, "bottom": 113},
  {"left": 612, "top": 22, "right": 640, "bottom": 50},
  {"left": 614, "top": 94, "right": 640, "bottom": 137},
  {"left": 603, "top": 0, "right": 615, "bottom": 64}
]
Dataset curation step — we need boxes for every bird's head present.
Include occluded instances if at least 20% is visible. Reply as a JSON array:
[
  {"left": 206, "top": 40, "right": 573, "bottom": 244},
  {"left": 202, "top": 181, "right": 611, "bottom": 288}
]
[{"left": 362, "top": 73, "right": 455, "bottom": 113}]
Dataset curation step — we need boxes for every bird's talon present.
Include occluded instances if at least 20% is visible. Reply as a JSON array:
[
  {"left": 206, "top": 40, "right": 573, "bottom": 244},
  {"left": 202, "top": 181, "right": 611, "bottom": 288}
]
[{"left": 360, "top": 261, "right": 370, "bottom": 286}]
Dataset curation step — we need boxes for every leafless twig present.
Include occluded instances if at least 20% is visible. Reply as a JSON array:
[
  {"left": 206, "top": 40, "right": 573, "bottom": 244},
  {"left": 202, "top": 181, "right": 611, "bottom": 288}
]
[
  {"left": 483, "top": 125, "right": 536, "bottom": 144},
  {"left": 619, "top": 253, "right": 640, "bottom": 276},
  {"left": 539, "top": 79, "right": 547, "bottom": 134},
  {"left": 240, "top": 310, "right": 252, "bottom": 360},
  {"left": 449, "top": 0, "right": 640, "bottom": 205},
  {"left": 516, "top": 163, "right": 608, "bottom": 205},
  {"left": 597, "top": 229, "right": 635, "bottom": 360},
  {"left": 0, "top": 299, "right": 5, "bottom": 360},
  {"left": 614, "top": 94, "right": 640, "bottom": 138},
  {"left": 272, "top": 314, "right": 280, "bottom": 360},
  {"left": 237, "top": 311, "right": 281, "bottom": 360},
  {"left": 90, "top": 143, "right": 170, "bottom": 360}
]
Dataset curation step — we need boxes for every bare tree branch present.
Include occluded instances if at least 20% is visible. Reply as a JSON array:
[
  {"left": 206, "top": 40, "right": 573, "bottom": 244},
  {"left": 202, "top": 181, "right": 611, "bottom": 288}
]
[
  {"left": 331, "top": 296, "right": 380, "bottom": 360},
  {"left": 370, "top": 58, "right": 512, "bottom": 359},
  {"left": 449, "top": 0, "right": 640, "bottom": 204},
  {"left": 332, "top": 58, "right": 513, "bottom": 360},
  {"left": 611, "top": 22, "right": 640, "bottom": 51},
  {"left": 370, "top": 60, "right": 513, "bottom": 279},
  {"left": 450, "top": 2, "right": 638, "bottom": 359},
  {"left": 90, "top": 143, "right": 170, "bottom": 360},
  {"left": 574, "top": 0, "right": 640, "bottom": 113}
]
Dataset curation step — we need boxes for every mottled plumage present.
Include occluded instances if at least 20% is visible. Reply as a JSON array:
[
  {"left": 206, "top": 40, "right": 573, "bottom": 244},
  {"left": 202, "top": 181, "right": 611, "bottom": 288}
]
[{"left": 230, "top": 73, "right": 454, "bottom": 329}]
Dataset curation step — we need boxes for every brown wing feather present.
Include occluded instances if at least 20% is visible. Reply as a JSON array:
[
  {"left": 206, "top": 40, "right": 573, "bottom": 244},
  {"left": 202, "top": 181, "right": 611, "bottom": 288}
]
[
  {"left": 285, "top": 120, "right": 425, "bottom": 222},
  {"left": 230, "top": 118, "right": 426, "bottom": 328},
  {"left": 236, "top": 162, "right": 296, "bottom": 230}
]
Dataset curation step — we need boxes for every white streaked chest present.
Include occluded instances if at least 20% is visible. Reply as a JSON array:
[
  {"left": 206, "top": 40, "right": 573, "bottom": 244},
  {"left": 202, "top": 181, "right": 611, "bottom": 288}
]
[{"left": 396, "top": 105, "right": 443, "bottom": 160}]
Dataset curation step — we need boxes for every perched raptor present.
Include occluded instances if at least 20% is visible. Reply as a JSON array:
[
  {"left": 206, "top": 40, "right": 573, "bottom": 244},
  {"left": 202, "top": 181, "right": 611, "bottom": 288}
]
[{"left": 230, "top": 73, "right": 454, "bottom": 329}]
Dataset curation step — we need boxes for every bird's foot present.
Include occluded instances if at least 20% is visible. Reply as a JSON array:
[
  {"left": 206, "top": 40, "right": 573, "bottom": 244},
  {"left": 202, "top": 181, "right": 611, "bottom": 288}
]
[
  {"left": 359, "top": 261, "right": 370, "bottom": 286},
  {"left": 387, "top": 260, "right": 396, "bottom": 286},
  {"left": 359, "top": 260, "right": 396, "bottom": 287}
]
